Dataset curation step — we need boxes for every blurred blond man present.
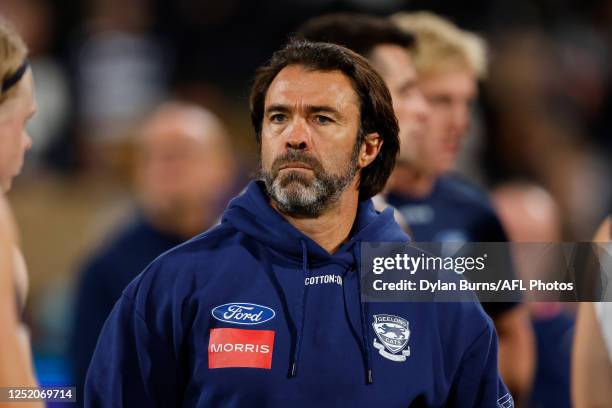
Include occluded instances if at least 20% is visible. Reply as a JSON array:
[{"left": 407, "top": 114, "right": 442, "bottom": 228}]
[{"left": 391, "top": 13, "right": 535, "bottom": 406}]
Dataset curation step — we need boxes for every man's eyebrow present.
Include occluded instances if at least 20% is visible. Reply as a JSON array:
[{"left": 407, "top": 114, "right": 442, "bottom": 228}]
[
  {"left": 306, "top": 105, "right": 342, "bottom": 116},
  {"left": 265, "top": 104, "right": 291, "bottom": 115},
  {"left": 265, "top": 104, "right": 343, "bottom": 117},
  {"left": 398, "top": 78, "right": 417, "bottom": 93}
]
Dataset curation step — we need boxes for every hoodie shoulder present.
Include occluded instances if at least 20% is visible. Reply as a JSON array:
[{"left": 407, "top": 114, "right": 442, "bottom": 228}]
[{"left": 438, "top": 175, "right": 495, "bottom": 211}]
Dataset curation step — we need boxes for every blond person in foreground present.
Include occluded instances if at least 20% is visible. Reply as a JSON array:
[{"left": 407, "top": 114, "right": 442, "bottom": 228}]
[{"left": 0, "top": 18, "right": 42, "bottom": 408}]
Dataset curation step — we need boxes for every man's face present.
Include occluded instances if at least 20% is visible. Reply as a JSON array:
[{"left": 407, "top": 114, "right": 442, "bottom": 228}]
[
  {"left": 136, "top": 111, "right": 233, "bottom": 216},
  {"left": 0, "top": 69, "right": 35, "bottom": 192},
  {"left": 259, "top": 65, "right": 363, "bottom": 218},
  {"left": 370, "top": 44, "right": 429, "bottom": 165},
  {"left": 418, "top": 69, "right": 476, "bottom": 175}
]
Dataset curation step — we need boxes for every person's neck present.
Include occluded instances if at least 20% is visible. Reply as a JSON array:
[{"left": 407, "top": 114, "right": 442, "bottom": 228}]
[
  {"left": 272, "top": 184, "right": 360, "bottom": 254},
  {"left": 386, "top": 163, "right": 437, "bottom": 198}
]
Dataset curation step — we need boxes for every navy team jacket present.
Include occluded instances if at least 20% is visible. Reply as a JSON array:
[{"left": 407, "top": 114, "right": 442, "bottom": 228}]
[{"left": 85, "top": 181, "right": 512, "bottom": 407}]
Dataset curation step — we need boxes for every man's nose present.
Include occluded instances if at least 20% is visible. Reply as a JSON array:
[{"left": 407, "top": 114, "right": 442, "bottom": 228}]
[
  {"left": 285, "top": 119, "right": 310, "bottom": 150},
  {"left": 23, "top": 132, "right": 33, "bottom": 150},
  {"left": 449, "top": 104, "right": 470, "bottom": 137},
  {"left": 414, "top": 90, "right": 431, "bottom": 123}
]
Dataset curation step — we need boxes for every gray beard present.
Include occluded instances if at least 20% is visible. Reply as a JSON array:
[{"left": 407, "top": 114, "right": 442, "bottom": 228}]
[{"left": 259, "top": 144, "right": 360, "bottom": 218}]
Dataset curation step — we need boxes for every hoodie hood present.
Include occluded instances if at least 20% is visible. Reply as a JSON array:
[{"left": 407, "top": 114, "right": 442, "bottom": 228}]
[
  {"left": 222, "top": 181, "right": 410, "bottom": 382},
  {"left": 222, "top": 181, "right": 409, "bottom": 266}
]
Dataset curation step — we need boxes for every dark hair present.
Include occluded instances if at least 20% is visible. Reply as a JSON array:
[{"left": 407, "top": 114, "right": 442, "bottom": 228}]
[
  {"left": 249, "top": 40, "right": 399, "bottom": 200},
  {"left": 297, "top": 13, "right": 415, "bottom": 60}
]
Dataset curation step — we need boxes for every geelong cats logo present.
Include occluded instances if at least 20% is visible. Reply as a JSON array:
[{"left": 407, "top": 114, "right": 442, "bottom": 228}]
[{"left": 372, "top": 314, "right": 411, "bottom": 362}]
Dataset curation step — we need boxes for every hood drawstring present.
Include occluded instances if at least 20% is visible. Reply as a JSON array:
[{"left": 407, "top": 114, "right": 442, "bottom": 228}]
[
  {"left": 223, "top": 183, "right": 407, "bottom": 383},
  {"left": 290, "top": 239, "right": 311, "bottom": 377},
  {"left": 354, "top": 242, "right": 374, "bottom": 384}
]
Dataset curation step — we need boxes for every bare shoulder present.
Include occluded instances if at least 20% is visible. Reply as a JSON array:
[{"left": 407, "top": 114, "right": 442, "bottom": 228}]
[
  {"left": 0, "top": 193, "right": 18, "bottom": 243},
  {"left": 0, "top": 195, "right": 28, "bottom": 312},
  {"left": 0, "top": 194, "right": 20, "bottom": 307},
  {"left": 593, "top": 216, "right": 611, "bottom": 242},
  {"left": 0, "top": 194, "right": 15, "bottom": 277},
  {"left": 572, "top": 302, "right": 612, "bottom": 406}
]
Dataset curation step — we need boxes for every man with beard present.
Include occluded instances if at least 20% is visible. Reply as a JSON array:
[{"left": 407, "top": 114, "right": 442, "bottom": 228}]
[{"left": 85, "top": 40, "right": 511, "bottom": 407}]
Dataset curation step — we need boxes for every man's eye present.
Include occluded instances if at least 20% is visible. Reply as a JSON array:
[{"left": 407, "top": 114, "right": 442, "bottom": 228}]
[
  {"left": 428, "top": 95, "right": 451, "bottom": 106},
  {"left": 314, "top": 115, "right": 332, "bottom": 125},
  {"left": 270, "top": 114, "right": 286, "bottom": 123},
  {"left": 398, "top": 84, "right": 416, "bottom": 97}
]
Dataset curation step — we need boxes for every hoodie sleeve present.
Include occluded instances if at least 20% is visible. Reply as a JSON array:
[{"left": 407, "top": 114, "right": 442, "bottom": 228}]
[
  {"left": 84, "top": 293, "right": 179, "bottom": 407},
  {"left": 446, "top": 322, "right": 514, "bottom": 408}
]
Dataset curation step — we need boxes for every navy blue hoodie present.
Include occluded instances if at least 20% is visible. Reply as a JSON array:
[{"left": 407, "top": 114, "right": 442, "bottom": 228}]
[{"left": 85, "top": 181, "right": 512, "bottom": 407}]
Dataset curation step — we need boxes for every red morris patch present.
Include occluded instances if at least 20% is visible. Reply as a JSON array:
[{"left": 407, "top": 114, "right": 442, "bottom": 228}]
[{"left": 208, "top": 328, "right": 275, "bottom": 369}]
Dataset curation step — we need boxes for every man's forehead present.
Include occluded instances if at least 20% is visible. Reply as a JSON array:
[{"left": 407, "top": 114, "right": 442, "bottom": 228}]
[
  {"left": 370, "top": 44, "right": 416, "bottom": 79},
  {"left": 143, "top": 106, "right": 225, "bottom": 139},
  {"left": 264, "top": 65, "right": 360, "bottom": 110},
  {"left": 419, "top": 69, "right": 477, "bottom": 95}
]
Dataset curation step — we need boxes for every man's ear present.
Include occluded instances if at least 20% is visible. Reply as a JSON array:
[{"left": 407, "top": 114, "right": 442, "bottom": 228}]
[{"left": 359, "top": 132, "right": 383, "bottom": 168}]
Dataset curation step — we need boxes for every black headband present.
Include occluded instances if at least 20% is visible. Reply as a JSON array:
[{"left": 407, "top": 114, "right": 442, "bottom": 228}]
[{"left": 1, "top": 59, "right": 29, "bottom": 93}]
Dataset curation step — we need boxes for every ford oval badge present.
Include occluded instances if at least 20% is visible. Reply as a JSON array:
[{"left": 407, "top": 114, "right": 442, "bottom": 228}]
[{"left": 211, "top": 303, "right": 276, "bottom": 325}]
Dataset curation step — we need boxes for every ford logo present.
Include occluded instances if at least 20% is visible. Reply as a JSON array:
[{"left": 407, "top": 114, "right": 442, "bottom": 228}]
[{"left": 211, "top": 303, "right": 276, "bottom": 325}]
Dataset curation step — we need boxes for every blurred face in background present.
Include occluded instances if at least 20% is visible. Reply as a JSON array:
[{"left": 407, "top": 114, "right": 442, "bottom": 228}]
[
  {"left": 418, "top": 68, "right": 476, "bottom": 175},
  {"left": 370, "top": 45, "right": 429, "bottom": 165},
  {"left": 0, "top": 69, "right": 35, "bottom": 193},
  {"left": 135, "top": 106, "right": 234, "bottom": 226}
]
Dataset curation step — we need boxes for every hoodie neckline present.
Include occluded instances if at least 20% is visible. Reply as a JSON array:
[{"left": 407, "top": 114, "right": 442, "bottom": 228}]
[{"left": 222, "top": 181, "right": 407, "bottom": 266}]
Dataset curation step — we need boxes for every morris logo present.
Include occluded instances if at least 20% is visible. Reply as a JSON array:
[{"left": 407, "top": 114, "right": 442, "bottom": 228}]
[
  {"left": 211, "top": 303, "right": 276, "bottom": 325},
  {"left": 372, "top": 314, "right": 411, "bottom": 362}
]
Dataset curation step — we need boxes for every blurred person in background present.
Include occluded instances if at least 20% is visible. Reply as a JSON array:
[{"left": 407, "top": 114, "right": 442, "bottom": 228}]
[
  {"left": 298, "top": 14, "right": 430, "bottom": 181},
  {"left": 493, "top": 182, "right": 572, "bottom": 408},
  {"left": 573, "top": 214, "right": 612, "bottom": 407},
  {"left": 0, "top": 16, "right": 42, "bottom": 406},
  {"left": 301, "top": 12, "right": 532, "bottom": 404},
  {"left": 297, "top": 13, "right": 428, "bottom": 235},
  {"left": 69, "top": 101, "right": 236, "bottom": 406},
  {"left": 388, "top": 11, "right": 497, "bottom": 242},
  {"left": 479, "top": 14, "right": 610, "bottom": 241},
  {"left": 310, "top": 14, "right": 534, "bottom": 404}
]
